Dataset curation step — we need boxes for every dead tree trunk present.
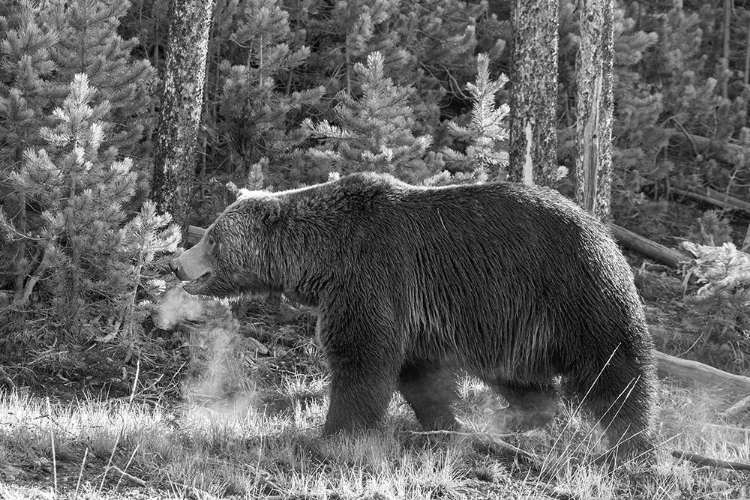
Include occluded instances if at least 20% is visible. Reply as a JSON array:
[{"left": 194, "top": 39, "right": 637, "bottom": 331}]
[
  {"left": 508, "top": 0, "right": 558, "bottom": 186},
  {"left": 574, "top": 0, "right": 614, "bottom": 220},
  {"left": 151, "top": 0, "right": 214, "bottom": 240}
]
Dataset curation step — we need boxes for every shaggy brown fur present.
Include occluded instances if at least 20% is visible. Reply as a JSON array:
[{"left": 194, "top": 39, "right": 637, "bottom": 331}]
[{"left": 171, "top": 172, "right": 657, "bottom": 456}]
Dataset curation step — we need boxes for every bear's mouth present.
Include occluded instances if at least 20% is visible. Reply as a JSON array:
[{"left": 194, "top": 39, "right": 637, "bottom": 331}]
[{"left": 183, "top": 271, "right": 213, "bottom": 294}]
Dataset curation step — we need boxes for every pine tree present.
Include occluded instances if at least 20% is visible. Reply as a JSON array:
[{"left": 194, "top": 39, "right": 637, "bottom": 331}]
[
  {"left": 609, "top": 6, "right": 666, "bottom": 188},
  {"left": 556, "top": 1, "right": 666, "bottom": 200},
  {"left": 3, "top": 75, "right": 138, "bottom": 329},
  {"left": 0, "top": 0, "right": 57, "bottom": 299},
  {"left": 300, "top": 0, "right": 403, "bottom": 95},
  {"left": 218, "top": 0, "right": 324, "bottom": 190},
  {"left": 440, "top": 53, "right": 509, "bottom": 182},
  {"left": 171, "top": 0, "right": 496, "bottom": 193},
  {"left": 645, "top": 7, "right": 746, "bottom": 148},
  {"left": 1, "top": 73, "right": 179, "bottom": 344},
  {"left": 303, "top": 51, "right": 438, "bottom": 182},
  {"left": 392, "top": 0, "right": 488, "bottom": 134},
  {"left": 0, "top": 1, "right": 56, "bottom": 137},
  {"left": 40, "top": 0, "right": 155, "bottom": 157},
  {"left": 116, "top": 200, "right": 180, "bottom": 348}
]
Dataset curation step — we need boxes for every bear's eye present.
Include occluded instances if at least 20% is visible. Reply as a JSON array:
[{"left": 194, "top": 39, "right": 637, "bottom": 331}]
[{"left": 207, "top": 236, "right": 216, "bottom": 246}]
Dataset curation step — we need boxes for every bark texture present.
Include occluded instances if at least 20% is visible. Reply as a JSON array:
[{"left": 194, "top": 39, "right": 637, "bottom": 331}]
[
  {"left": 574, "top": 0, "right": 614, "bottom": 220},
  {"left": 151, "top": 0, "right": 214, "bottom": 237},
  {"left": 508, "top": 0, "right": 558, "bottom": 186}
]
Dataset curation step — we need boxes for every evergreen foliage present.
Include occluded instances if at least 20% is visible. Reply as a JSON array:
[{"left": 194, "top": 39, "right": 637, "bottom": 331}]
[
  {"left": 554, "top": 1, "right": 750, "bottom": 207},
  {"left": 183, "top": 0, "right": 491, "bottom": 196},
  {"left": 298, "top": 0, "right": 404, "bottom": 95},
  {"left": 682, "top": 241, "right": 750, "bottom": 356},
  {"left": 0, "top": 0, "right": 58, "bottom": 295},
  {"left": 117, "top": 200, "right": 181, "bottom": 344},
  {"left": 610, "top": 6, "right": 665, "bottom": 189},
  {"left": 218, "top": 0, "right": 324, "bottom": 190},
  {"left": 0, "top": 75, "right": 178, "bottom": 341},
  {"left": 688, "top": 210, "right": 734, "bottom": 247},
  {"left": 10, "top": 75, "right": 133, "bottom": 321},
  {"left": 0, "top": 1, "right": 56, "bottom": 145},
  {"left": 106, "top": 0, "right": 750, "bottom": 201},
  {"left": 40, "top": 0, "right": 155, "bottom": 157},
  {"left": 303, "top": 51, "right": 438, "bottom": 183},
  {"left": 0, "top": 0, "right": 156, "bottom": 303},
  {"left": 440, "top": 53, "right": 509, "bottom": 181}
]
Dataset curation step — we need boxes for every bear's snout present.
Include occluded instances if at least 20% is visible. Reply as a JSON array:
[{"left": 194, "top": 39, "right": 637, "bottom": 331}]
[
  {"left": 169, "top": 245, "right": 213, "bottom": 284},
  {"left": 169, "top": 259, "right": 184, "bottom": 280},
  {"left": 169, "top": 257, "right": 193, "bottom": 282}
]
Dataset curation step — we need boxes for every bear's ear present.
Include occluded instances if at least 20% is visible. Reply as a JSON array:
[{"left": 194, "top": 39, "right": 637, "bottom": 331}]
[{"left": 261, "top": 197, "right": 282, "bottom": 226}]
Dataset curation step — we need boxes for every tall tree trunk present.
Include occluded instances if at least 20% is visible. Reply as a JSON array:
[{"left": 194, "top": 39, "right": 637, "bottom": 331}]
[
  {"left": 12, "top": 147, "right": 28, "bottom": 302},
  {"left": 722, "top": 0, "right": 731, "bottom": 99},
  {"left": 508, "top": 0, "right": 559, "bottom": 186},
  {"left": 151, "top": 0, "right": 214, "bottom": 239},
  {"left": 574, "top": 0, "right": 614, "bottom": 220}
]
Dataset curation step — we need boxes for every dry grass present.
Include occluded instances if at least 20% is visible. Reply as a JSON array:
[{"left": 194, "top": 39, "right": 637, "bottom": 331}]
[
  {"left": 1, "top": 370, "right": 749, "bottom": 499},
  {"left": 1, "top": 298, "right": 749, "bottom": 499}
]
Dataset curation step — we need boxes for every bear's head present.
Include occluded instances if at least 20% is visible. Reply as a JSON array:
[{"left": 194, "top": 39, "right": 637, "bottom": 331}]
[{"left": 170, "top": 193, "right": 282, "bottom": 297}]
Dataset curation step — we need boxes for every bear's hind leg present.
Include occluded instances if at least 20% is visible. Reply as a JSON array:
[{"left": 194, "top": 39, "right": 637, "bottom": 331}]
[
  {"left": 570, "top": 360, "right": 656, "bottom": 458},
  {"left": 490, "top": 384, "right": 558, "bottom": 432},
  {"left": 398, "top": 362, "right": 460, "bottom": 431}
]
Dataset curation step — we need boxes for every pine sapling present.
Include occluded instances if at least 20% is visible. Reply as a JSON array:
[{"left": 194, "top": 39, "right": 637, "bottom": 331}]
[
  {"left": 439, "top": 53, "right": 509, "bottom": 182},
  {"left": 7, "top": 74, "right": 137, "bottom": 334},
  {"left": 303, "top": 51, "right": 438, "bottom": 182},
  {"left": 116, "top": 201, "right": 181, "bottom": 354}
]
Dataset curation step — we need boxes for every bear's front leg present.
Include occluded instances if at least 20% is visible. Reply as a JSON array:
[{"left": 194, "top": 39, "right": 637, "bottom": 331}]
[
  {"left": 317, "top": 312, "right": 402, "bottom": 435},
  {"left": 324, "top": 367, "right": 398, "bottom": 434}
]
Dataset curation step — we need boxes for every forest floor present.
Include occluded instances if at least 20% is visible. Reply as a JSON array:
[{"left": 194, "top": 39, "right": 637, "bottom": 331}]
[{"left": 1, "top": 201, "right": 749, "bottom": 499}]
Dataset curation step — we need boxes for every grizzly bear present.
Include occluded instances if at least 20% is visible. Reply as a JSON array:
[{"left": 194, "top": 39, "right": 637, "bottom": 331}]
[{"left": 170, "top": 172, "right": 657, "bottom": 457}]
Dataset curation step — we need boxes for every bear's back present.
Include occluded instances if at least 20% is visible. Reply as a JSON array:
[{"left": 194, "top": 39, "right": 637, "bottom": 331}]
[{"left": 323, "top": 173, "right": 609, "bottom": 251}]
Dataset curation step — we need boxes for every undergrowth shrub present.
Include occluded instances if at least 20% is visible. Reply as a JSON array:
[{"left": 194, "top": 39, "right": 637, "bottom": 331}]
[
  {"left": 681, "top": 239, "right": 750, "bottom": 373},
  {"left": 687, "top": 210, "right": 734, "bottom": 247}
]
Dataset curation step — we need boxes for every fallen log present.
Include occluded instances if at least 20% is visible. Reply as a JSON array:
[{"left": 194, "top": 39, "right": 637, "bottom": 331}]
[
  {"left": 671, "top": 187, "right": 750, "bottom": 214},
  {"left": 723, "top": 393, "right": 750, "bottom": 417},
  {"left": 609, "top": 224, "right": 688, "bottom": 269},
  {"left": 655, "top": 350, "right": 750, "bottom": 402},
  {"left": 672, "top": 450, "right": 750, "bottom": 471}
]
